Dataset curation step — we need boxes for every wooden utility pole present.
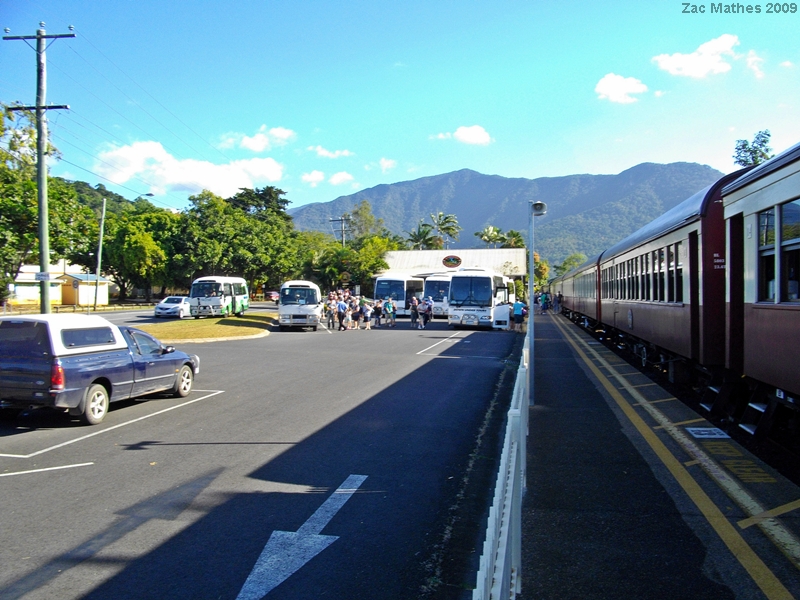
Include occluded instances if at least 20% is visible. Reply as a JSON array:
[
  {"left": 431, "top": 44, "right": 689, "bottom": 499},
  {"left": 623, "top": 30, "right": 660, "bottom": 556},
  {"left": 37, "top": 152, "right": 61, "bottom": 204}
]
[
  {"left": 3, "top": 23, "right": 75, "bottom": 313},
  {"left": 329, "top": 215, "right": 352, "bottom": 248}
]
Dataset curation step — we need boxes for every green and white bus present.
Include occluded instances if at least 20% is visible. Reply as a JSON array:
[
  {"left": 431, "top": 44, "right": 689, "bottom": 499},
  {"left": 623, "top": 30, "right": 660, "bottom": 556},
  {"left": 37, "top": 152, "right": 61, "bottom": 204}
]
[{"left": 189, "top": 276, "right": 249, "bottom": 318}]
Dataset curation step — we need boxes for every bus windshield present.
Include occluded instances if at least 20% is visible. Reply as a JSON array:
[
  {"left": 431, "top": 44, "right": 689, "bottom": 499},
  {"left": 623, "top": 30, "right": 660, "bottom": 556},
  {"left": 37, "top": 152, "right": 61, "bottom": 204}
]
[
  {"left": 280, "top": 287, "right": 319, "bottom": 305},
  {"left": 450, "top": 277, "right": 493, "bottom": 307},
  {"left": 424, "top": 279, "right": 450, "bottom": 302},
  {"left": 375, "top": 280, "right": 405, "bottom": 301},
  {"left": 191, "top": 282, "right": 222, "bottom": 298}
]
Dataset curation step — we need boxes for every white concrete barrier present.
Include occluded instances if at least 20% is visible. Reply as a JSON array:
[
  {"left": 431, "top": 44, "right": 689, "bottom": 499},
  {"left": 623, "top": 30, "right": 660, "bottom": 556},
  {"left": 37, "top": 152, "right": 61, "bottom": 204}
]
[{"left": 473, "top": 336, "right": 528, "bottom": 599}]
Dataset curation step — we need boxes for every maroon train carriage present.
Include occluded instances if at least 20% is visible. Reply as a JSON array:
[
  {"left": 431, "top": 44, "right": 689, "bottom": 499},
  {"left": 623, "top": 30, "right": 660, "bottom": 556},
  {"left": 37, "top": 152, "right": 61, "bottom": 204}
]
[
  {"left": 595, "top": 169, "right": 749, "bottom": 371},
  {"left": 552, "top": 254, "right": 601, "bottom": 325},
  {"left": 721, "top": 141, "right": 800, "bottom": 440}
]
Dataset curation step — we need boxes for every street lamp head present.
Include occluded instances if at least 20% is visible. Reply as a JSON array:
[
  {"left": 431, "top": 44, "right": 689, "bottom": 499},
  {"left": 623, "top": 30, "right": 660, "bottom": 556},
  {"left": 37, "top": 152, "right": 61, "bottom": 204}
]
[{"left": 531, "top": 201, "right": 547, "bottom": 216}]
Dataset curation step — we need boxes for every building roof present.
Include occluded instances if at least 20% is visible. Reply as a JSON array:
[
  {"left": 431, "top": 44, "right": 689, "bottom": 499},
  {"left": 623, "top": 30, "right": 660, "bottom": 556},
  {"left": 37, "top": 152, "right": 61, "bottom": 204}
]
[
  {"left": 59, "top": 274, "right": 110, "bottom": 283},
  {"left": 381, "top": 249, "right": 526, "bottom": 277}
]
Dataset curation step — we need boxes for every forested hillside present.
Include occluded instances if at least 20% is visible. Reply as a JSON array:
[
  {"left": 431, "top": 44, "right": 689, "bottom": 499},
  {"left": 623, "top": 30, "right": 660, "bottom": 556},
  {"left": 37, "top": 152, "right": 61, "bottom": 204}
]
[{"left": 289, "top": 162, "right": 725, "bottom": 264}]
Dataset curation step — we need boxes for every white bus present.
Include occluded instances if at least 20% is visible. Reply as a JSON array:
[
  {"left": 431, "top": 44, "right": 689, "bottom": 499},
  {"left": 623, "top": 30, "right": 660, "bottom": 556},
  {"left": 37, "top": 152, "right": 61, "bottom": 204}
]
[
  {"left": 189, "top": 276, "right": 249, "bottom": 318},
  {"left": 277, "top": 280, "right": 323, "bottom": 331},
  {"left": 447, "top": 268, "right": 515, "bottom": 330},
  {"left": 421, "top": 272, "right": 452, "bottom": 319},
  {"left": 373, "top": 273, "right": 423, "bottom": 316}
]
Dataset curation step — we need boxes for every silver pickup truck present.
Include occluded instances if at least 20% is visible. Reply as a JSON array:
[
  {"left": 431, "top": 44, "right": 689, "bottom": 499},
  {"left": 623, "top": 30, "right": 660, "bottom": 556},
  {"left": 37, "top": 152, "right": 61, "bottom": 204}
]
[{"left": 0, "top": 313, "right": 200, "bottom": 425}]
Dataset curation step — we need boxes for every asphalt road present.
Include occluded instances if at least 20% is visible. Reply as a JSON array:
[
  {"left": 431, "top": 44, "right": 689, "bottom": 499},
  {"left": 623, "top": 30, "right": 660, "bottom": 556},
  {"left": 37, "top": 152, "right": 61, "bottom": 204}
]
[{"left": 0, "top": 315, "right": 519, "bottom": 599}]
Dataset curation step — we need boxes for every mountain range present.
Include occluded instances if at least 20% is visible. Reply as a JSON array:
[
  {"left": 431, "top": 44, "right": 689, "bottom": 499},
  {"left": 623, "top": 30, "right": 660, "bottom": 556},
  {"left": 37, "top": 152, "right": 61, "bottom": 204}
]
[{"left": 289, "top": 163, "right": 725, "bottom": 265}]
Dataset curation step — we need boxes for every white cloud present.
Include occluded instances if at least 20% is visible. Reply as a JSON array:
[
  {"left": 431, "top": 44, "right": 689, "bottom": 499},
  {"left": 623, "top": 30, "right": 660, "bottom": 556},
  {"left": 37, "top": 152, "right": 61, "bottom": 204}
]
[
  {"left": 652, "top": 34, "right": 739, "bottom": 78},
  {"left": 302, "top": 170, "right": 325, "bottom": 187},
  {"left": 219, "top": 125, "right": 296, "bottom": 153},
  {"left": 780, "top": 60, "right": 794, "bottom": 68},
  {"left": 268, "top": 127, "right": 296, "bottom": 144},
  {"left": 379, "top": 157, "right": 397, "bottom": 173},
  {"left": 654, "top": 90, "right": 665, "bottom": 98},
  {"left": 431, "top": 125, "right": 493, "bottom": 145},
  {"left": 747, "top": 50, "right": 765, "bottom": 78},
  {"left": 454, "top": 125, "right": 492, "bottom": 145},
  {"left": 95, "top": 141, "right": 283, "bottom": 198},
  {"left": 240, "top": 129, "right": 271, "bottom": 152},
  {"left": 595, "top": 73, "right": 648, "bottom": 104},
  {"left": 329, "top": 171, "right": 354, "bottom": 185},
  {"left": 308, "top": 145, "right": 354, "bottom": 158}
]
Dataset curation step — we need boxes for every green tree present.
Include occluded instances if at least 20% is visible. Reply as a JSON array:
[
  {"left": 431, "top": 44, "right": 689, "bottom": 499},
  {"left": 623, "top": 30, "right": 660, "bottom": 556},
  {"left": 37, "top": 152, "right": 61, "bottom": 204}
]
[
  {"left": 429, "top": 211, "right": 461, "bottom": 247},
  {"left": 102, "top": 215, "right": 167, "bottom": 301},
  {"left": 0, "top": 105, "right": 96, "bottom": 304},
  {"left": 734, "top": 130, "right": 774, "bottom": 166},
  {"left": 475, "top": 225, "right": 505, "bottom": 248},
  {"left": 406, "top": 221, "right": 437, "bottom": 250},
  {"left": 501, "top": 229, "right": 526, "bottom": 249},
  {"left": 554, "top": 252, "right": 587, "bottom": 277},
  {"left": 345, "top": 200, "right": 385, "bottom": 239}
]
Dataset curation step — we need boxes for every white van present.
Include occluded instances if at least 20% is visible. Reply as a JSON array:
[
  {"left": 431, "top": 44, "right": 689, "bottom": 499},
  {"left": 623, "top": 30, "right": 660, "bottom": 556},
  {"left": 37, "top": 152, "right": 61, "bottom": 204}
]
[
  {"left": 189, "top": 276, "right": 249, "bottom": 318},
  {"left": 277, "top": 280, "right": 323, "bottom": 331}
]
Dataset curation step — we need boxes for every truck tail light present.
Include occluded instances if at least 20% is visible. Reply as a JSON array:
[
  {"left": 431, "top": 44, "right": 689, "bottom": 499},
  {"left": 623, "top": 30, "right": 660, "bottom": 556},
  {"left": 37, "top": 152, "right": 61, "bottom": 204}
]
[{"left": 51, "top": 361, "right": 65, "bottom": 391}]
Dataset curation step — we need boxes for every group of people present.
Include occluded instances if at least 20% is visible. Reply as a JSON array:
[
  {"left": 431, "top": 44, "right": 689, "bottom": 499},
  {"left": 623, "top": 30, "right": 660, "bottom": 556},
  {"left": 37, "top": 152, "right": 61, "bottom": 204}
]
[
  {"left": 324, "top": 289, "right": 436, "bottom": 332},
  {"left": 531, "top": 291, "right": 562, "bottom": 314}
]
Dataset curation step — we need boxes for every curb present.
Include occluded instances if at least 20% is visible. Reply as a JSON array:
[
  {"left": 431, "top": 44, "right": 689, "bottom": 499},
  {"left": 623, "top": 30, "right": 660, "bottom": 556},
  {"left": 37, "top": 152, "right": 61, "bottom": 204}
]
[{"left": 160, "top": 329, "right": 271, "bottom": 344}]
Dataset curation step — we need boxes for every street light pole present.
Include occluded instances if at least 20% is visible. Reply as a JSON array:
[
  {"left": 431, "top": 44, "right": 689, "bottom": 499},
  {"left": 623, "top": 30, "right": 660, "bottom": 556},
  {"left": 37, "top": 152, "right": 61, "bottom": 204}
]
[{"left": 528, "top": 201, "right": 547, "bottom": 406}]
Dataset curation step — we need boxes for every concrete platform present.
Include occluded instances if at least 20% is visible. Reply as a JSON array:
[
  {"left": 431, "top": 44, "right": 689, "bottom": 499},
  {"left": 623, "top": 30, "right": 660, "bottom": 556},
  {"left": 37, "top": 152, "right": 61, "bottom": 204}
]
[{"left": 520, "top": 313, "right": 800, "bottom": 599}]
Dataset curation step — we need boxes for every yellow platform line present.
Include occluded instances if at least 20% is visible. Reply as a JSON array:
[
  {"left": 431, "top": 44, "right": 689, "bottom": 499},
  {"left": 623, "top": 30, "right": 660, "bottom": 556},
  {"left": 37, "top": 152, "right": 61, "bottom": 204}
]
[
  {"left": 550, "top": 317, "right": 795, "bottom": 599},
  {"left": 739, "top": 500, "right": 800, "bottom": 530}
]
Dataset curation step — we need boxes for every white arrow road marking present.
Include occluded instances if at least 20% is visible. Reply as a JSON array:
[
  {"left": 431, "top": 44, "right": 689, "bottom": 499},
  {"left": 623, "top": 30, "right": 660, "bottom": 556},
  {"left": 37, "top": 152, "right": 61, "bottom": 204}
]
[{"left": 237, "top": 474, "right": 368, "bottom": 599}]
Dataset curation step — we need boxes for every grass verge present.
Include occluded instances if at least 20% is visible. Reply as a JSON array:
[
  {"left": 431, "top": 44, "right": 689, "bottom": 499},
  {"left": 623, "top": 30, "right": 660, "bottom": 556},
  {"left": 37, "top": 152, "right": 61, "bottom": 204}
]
[{"left": 136, "top": 313, "right": 275, "bottom": 341}]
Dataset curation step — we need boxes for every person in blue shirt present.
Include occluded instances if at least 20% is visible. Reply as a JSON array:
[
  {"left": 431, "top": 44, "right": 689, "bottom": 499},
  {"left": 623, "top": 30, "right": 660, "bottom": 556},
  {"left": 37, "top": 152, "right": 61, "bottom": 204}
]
[
  {"left": 512, "top": 299, "right": 526, "bottom": 333},
  {"left": 336, "top": 298, "right": 348, "bottom": 331}
]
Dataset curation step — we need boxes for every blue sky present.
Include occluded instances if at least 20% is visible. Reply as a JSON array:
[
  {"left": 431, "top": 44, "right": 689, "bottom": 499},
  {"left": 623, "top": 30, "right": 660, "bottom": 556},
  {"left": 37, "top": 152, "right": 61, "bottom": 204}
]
[{"left": 2, "top": 1, "right": 798, "bottom": 212}]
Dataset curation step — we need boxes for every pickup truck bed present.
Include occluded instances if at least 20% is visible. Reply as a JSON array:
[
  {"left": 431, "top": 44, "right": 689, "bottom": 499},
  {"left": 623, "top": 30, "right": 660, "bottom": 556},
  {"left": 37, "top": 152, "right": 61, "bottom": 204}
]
[{"left": 0, "top": 314, "right": 199, "bottom": 425}]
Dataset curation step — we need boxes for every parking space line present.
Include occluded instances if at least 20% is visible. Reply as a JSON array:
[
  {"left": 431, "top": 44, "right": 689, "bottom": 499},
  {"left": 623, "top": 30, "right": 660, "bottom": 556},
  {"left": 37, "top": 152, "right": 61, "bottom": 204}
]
[
  {"left": 0, "top": 462, "right": 94, "bottom": 477},
  {"left": 416, "top": 331, "right": 462, "bottom": 355},
  {"left": 0, "top": 390, "right": 224, "bottom": 460},
  {"left": 551, "top": 316, "right": 798, "bottom": 597}
]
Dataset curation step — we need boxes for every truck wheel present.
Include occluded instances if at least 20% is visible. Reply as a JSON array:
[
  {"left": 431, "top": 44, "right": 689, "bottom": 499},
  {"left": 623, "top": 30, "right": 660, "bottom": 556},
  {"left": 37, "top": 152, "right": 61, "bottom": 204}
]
[
  {"left": 172, "top": 365, "right": 193, "bottom": 397},
  {"left": 82, "top": 384, "right": 109, "bottom": 425}
]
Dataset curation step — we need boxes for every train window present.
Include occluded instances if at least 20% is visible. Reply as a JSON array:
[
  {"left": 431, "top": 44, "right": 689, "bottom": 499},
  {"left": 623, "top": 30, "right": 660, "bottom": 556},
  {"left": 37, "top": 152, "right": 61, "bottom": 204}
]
[
  {"left": 644, "top": 254, "right": 650, "bottom": 301},
  {"left": 657, "top": 249, "right": 666, "bottom": 302},
  {"left": 783, "top": 200, "right": 800, "bottom": 243},
  {"left": 782, "top": 248, "right": 800, "bottom": 302},
  {"left": 759, "top": 209, "right": 775, "bottom": 247},
  {"left": 760, "top": 250, "right": 776, "bottom": 301},
  {"left": 675, "top": 242, "right": 684, "bottom": 303},
  {"left": 667, "top": 246, "right": 675, "bottom": 302}
]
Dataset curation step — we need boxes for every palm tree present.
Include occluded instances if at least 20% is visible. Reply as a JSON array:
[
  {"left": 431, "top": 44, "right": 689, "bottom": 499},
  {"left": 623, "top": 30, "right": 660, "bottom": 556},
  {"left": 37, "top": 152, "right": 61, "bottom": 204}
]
[
  {"left": 430, "top": 212, "right": 462, "bottom": 248},
  {"left": 502, "top": 229, "right": 526, "bottom": 249},
  {"left": 474, "top": 225, "right": 505, "bottom": 248},
  {"left": 406, "top": 222, "right": 437, "bottom": 250}
]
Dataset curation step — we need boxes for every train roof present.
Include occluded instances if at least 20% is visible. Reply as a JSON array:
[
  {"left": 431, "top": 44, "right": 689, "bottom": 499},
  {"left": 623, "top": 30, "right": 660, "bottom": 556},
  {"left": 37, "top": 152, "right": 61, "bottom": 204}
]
[
  {"left": 722, "top": 140, "right": 800, "bottom": 196},
  {"left": 600, "top": 169, "right": 748, "bottom": 262},
  {"left": 550, "top": 253, "right": 602, "bottom": 283}
]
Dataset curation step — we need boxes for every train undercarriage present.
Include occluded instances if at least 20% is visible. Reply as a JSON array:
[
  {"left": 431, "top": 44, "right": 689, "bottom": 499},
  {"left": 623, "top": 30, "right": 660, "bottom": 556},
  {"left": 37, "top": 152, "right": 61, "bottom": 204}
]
[{"left": 560, "top": 308, "right": 800, "bottom": 461}]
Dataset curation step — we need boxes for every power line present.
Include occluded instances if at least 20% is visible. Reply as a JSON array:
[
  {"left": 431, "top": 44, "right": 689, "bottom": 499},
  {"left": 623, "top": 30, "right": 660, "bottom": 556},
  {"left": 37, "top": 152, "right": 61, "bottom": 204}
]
[
  {"left": 71, "top": 26, "right": 234, "bottom": 164},
  {"left": 57, "top": 157, "right": 184, "bottom": 210}
]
